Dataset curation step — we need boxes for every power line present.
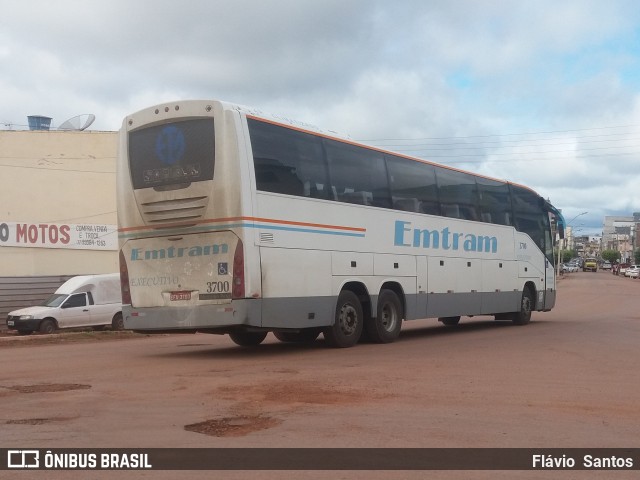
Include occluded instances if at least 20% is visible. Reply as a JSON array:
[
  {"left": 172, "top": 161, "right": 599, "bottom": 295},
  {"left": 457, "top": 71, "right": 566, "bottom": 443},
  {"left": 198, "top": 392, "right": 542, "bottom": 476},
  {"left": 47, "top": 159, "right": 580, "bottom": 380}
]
[
  {"left": 435, "top": 151, "right": 639, "bottom": 164},
  {"left": 395, "top": 144, "right": 640, "bottom": 157},
  {"left": 367, "top": 132, "right": 640, "bottom": 149},
  {"left": 0, "top": 155, "right": 116, "bottom": 160},
  {"left": 0, "top": 163, "right": 115, "bottom": 174},
  {"left": 48, "top": 210, "right": 117, "bottom": 224},
  {"left": 358, "top": 123, "right": 640, "bottom": 142},
  {"left": 357, "top": 124, "right": 640, "bottom": 163}
]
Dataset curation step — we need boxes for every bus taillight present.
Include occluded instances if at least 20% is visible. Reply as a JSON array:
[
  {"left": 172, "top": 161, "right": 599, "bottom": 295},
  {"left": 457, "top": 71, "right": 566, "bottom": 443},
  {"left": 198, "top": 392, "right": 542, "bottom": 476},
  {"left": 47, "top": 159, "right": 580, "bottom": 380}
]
[
  {"left": 119, "top": 250, "right": 132, "bottom": 305},
  {"left": 232, "top": 240, "right": 245, "bottom": 299}
]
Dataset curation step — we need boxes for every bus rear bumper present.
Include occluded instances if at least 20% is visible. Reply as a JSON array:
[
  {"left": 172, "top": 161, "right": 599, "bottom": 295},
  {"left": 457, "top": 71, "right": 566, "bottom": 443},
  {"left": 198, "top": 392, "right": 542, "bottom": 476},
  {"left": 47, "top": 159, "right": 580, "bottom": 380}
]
[{"left": 123, "top": 299, "right": 261, "bottom": 332}]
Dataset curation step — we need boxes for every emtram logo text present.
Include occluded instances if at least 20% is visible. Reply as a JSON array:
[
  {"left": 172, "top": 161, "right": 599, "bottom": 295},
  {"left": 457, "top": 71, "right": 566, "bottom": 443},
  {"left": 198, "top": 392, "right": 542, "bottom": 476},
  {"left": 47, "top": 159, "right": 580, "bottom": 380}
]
[{"left": 394, "top": 220, "right": 498, "bottom": 253}]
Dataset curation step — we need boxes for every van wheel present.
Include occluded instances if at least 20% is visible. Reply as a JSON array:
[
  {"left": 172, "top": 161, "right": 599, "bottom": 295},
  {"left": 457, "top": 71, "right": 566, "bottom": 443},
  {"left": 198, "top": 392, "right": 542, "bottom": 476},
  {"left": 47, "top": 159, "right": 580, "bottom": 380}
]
[
  {"left": 39, "top": 319, "right": 56, "bottom": 334},
  {"left": 111, "top": 313, "right": 124, "bottom": 331},
  {"left": 512, "top": 288, "right": 533, "bottom": 325},
  {"left": 323, "top": 290, "right": 363, "bottom": 348},
  {"left": 229, "top": 331, "right": 267, "bottom": 347},
  {"left": 366, "top": 289, "right": 403, "bottom": 343}
]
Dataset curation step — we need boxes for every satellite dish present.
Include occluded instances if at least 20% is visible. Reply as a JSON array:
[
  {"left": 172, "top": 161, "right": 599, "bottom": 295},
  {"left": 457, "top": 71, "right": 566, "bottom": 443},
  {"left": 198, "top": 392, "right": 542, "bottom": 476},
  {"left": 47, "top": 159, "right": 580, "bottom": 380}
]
[{"left": 58, "top": 114, "right": 96, "bottom": 131}]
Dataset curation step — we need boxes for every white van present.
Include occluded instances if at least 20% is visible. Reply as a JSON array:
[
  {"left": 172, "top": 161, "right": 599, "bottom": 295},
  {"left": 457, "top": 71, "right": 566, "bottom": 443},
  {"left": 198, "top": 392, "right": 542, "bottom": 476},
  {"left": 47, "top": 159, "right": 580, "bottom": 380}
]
[{"left": 7, "top": 274, "right": 123, "bottom": 335}]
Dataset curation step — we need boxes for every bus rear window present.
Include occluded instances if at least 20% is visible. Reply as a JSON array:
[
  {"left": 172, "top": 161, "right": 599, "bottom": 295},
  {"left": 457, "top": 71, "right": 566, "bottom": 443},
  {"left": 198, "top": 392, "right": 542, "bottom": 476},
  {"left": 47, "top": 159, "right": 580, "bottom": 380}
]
[{"left": 128, "top": 118, "right": 215, "bottom": 189}]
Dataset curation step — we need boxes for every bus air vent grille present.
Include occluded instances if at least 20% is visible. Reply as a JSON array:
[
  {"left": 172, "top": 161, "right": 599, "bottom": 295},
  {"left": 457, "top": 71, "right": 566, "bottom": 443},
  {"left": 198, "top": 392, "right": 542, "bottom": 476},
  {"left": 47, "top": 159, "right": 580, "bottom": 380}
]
[
  {"left": 140, "top": 196, "right": 208, "bottom": 225},
  {"left": 260, "top": 233, "right": 275, "bottom": 244}
]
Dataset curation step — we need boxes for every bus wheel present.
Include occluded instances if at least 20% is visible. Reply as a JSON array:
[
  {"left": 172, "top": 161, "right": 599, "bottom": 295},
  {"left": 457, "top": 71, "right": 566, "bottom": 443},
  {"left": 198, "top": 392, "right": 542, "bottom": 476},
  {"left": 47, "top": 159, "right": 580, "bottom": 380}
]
[
  {"left": 229, "top": 331, "right": 268, "bottom": 347},
  {"left": 324, "top": 290, "right": 363, "bottom": 348},
  {"left": 274, "top": 328, "right": 321, "bottom": 343},
  {"left": 366, "top": 289, "right": 403, "bottom": 343},
  {"left": 39, "top": 319, "right": 56, "bottom": 335},
  {"left": 512, "top": 288, "right": 533, "bottom": 325},
  {"left": 439, "top": 316, "right": 460, "bottom": 326}
]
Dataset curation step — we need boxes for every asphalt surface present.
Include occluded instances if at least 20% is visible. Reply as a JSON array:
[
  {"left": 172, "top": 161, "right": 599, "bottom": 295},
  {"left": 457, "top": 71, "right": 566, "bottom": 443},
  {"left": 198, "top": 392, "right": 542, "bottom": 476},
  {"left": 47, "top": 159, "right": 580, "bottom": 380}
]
[{"left": 1, "top": 270, "right": 638, "bottom": 479}]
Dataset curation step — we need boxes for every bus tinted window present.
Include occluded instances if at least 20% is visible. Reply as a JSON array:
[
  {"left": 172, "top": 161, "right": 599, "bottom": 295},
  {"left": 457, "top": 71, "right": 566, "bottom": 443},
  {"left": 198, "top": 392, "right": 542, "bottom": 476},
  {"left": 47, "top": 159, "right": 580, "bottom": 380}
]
[
  {"left": 477, "top": 177, "right": 513, "bottom": 226},
  {"left": 436, "top": 169, "right": 479, "bottom": 221},
  {"left": 247, "top": 117, "right": 551, "bottom": 238},
  {"left": 128, "top": 119, "right": 215, "bottom": 190},
  {"left": 386, "top": 155, "right": 440, "bottom": 215},
  {"left": 516, "top": 212, "right": 547, "bottom": 252},
  {"left": 325, "top": 139, "right": 392, "bottom": 208},
  {"left": 249, "top": 119, "right": 329, "bottom": 199},
  {"left": 512, "top": 185, "right": 547, "bottom": 252},
  {"left": 511, "top": 186, "right": 542, "bottom": 213}
]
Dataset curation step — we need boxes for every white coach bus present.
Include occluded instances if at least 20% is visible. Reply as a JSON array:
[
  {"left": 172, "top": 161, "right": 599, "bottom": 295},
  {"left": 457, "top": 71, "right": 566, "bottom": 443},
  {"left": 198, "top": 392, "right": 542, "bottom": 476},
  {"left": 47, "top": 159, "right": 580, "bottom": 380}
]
[{"left": 117, "top": 100, "right": 564, "bottom": 348}]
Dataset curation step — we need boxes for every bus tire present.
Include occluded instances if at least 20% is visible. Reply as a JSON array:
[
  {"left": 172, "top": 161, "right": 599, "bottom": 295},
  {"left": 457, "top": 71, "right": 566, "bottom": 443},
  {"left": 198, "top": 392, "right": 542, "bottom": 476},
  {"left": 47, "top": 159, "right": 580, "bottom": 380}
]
[
  {"left": 39, "top": 319, "right": 56, "bottom": 335},
  {"left": 512, "top": 288, "right": 533, "bottom": 325},
  {"left": 324, "top": 290, "right": 363, "bottom": 348},
  {"left": 366, "top": 289, "right": 403, "bottom": 343},
  {"left": 274, "top": 328, "right": 321, "bottom": 343},
  {"left": 439, "top": 316, "right": 460, "bottom": 326},
  {"left": 229, "top": 330, "right": 268, "bottom": 347}
]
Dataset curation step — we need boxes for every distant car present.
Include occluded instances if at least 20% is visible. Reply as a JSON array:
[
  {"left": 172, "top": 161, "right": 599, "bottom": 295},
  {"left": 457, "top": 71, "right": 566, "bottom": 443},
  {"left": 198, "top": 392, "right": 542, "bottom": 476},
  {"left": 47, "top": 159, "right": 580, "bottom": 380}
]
[
  {"left": 618, "top": 263, "right": 631, "bottom": 276},
  {"left": 625, "top": 265, "right": 640, "bottom": 278},
  {"left": 6, "top": 274, "right": 123, "bottom": 335},
  {"left": 562, "top": 263, "right": 579, "bottom": 273},
  {"left": 583, "top": 258, "right": 598, "bottom": 272},
  {"left": 601, "top": 261, "right": 612, "bottom": 271}
]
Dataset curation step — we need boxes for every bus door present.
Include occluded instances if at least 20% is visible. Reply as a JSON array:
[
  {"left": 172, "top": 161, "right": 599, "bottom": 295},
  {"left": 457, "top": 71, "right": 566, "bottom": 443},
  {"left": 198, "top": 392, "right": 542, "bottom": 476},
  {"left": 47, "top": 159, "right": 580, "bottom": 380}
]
[{"left": 543, "top": 258, "right": 557, "bottom": 310}]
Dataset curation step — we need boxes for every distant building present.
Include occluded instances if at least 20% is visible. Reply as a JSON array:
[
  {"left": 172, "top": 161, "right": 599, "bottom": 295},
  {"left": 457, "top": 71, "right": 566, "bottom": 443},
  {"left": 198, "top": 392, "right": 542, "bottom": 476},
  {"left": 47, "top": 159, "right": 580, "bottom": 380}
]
[
  {"left": 0, "top": 129, "right": 118, "bottom": 319},
  {"left": 563, "top": 230, "right": 601, "bottom": 258},
  {"left": 603, "top": 215, "right": 636, "bottom": 262}
]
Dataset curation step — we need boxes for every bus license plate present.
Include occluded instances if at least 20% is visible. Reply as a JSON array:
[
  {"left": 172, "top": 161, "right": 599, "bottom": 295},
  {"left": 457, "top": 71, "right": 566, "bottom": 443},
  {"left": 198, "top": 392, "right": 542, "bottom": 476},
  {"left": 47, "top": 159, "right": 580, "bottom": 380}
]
[{"left": 170, "top": 291, "right": 191, "bottom": 301}]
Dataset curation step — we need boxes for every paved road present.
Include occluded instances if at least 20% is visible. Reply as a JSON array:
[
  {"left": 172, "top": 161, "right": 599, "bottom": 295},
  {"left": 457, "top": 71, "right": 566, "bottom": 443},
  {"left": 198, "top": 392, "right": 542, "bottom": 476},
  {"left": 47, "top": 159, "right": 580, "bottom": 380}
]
[{"left": 1, "top": 271, "right": 638, "bottom": 479}]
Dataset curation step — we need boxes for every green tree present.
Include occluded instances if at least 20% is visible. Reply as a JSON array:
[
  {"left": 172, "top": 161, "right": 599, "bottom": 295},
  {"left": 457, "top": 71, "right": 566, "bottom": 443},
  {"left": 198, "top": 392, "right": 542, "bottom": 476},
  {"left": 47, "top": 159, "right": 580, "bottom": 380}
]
[
  {"left": 555, "top": 249, "right": 576, "bottom": 263},
  {"left": 635, "top": 248, "right": 640, "bottom": 264},
  {"left": 562, "top": 249, "right": 578, "bottom": 261},
  {"left": 601, "top": 249, "right": 621, "bottom": 263}
]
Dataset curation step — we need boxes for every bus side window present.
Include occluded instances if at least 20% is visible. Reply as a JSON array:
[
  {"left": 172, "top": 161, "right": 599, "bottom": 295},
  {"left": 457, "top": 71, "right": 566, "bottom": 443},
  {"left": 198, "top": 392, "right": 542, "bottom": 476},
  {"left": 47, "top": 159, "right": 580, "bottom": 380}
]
[
  {"left": 248, "top": 119, "right": 329, "bottom": 200},
  {"left": 254, "top": 159, "right": 304, "bottom": 196},
  {"left": 325, "top": 139, "right": 391, "bottom": 208},
  {"left": 512, "top": 185, "right": 547, "bottom": 252},
  {"left": 442, "top": 204, "right": 461, "bottom": 219},
  {"left": 386, "top": 154, "right": 439, "bottom": 215},
  {"left": 436, "top": 168, "right": 479, "bottom": 221},
  {"left": 477, "top": 177, "right": 513, "bottom": 226},
  {"left": 393, "top": 197, "right": 420, "bottom": 212}
]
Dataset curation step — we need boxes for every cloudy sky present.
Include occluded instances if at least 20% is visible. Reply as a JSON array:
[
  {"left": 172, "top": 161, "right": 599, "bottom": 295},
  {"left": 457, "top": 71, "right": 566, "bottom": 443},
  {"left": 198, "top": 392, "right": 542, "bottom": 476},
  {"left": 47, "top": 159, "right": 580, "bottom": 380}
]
[{"left": 3, "top": 0, "right": 640, "bottom": 235}]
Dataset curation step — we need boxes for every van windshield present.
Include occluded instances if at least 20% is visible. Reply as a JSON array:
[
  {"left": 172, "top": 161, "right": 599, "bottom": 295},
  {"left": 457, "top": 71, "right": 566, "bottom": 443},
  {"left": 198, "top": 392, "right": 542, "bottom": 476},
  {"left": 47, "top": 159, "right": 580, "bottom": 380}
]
[{"left": 40, "top": 294, "right": 67, "bottom": 307}]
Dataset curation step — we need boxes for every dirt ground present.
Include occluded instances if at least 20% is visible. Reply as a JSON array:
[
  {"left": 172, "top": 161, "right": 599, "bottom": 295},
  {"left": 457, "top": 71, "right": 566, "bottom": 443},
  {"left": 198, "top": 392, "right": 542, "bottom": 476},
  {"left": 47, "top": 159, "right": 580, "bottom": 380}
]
[{"left": 1, "top": 271, "right": 639, "bottom": 480}]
